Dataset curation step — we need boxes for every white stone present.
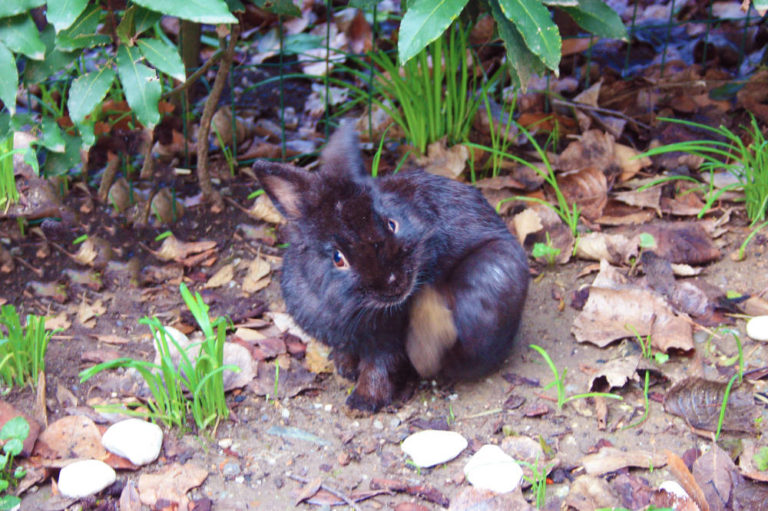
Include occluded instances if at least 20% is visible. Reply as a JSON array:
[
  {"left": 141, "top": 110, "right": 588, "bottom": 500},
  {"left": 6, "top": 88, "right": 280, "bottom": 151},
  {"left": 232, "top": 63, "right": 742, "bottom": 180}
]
[
  {"left": 58, "top": 460, "right": 116, "bottom": 498},
  {"left": 463, "top": 444, "right": 523, "bottom": 494},
  {"left": 102, "top": 419, "right": 163, "bottom": 465},
  {"left": 401, "top": 430, "right": 468, "bottom": 468},
  {"left": 746, "top": 316, "right": 768, "bottom": 341}
]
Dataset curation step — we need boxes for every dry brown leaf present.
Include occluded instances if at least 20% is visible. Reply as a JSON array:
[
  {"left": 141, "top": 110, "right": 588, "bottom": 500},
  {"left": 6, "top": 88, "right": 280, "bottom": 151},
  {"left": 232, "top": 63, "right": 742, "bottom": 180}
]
[
  {"left": 615, "top": 143, "right": 652, "bottom": 182},
  {"left": 305, "top": 339, "right": 334, "bottom": 374},
  {"left": 138, "top": 462, "right": 208, "bottom": 511},
  {"left": 692, "top": 444, "right": 737, "bottom": 511},
  {"left": 449, "top": 487, "right": 534, "bottom": 511},
  {"left": 564, "top": 474, "right": 621, "bottom": 510},
  {"left": 119, "top": 480, "right": 142, "bottom": 511},
  {"left": 557, "top": 166, "right": 608, "bottom": 221},
  {"left": 581, "top": 446, "right": 667, "bottom": 475},
  {"left": 596, "top": 201, "right": 656, "bottom": 225},
  {"left": 242, "top": 257, "right": 271, "bottom": 294},
  {"left": 511, "top": 208, "right": 542, "bottom": 246},
  {"left": 664, "top": 377, "right": 758, "bottom": 434},
  {"left": 557, "top": 130, "right": 617, "bottom": 180},
  {"left": 153, "top": 235, "right": 217, "bottom": 262},
  {"left": 572, "top": 261, "right": 693, "bottom": 351},
  {"left": 72, "top": 236, "right": 113, "bottom": 269},
  {"left": 574, "top": 232, "right": 638, "bottom": 265},
  {"left": 667, "top": 450, "right": 710, "bottom": 511},
  {"left": 36, "top": 415, "right": 107, "bottom": 461},
  {"left": 204, "top": 263, "right": 234, "bottom": 289},
  {"left": 588, "top": 355, "right": 641, "bottom": 392},
  {"left": 248, "top": 193, "right": 284, "bottom": 224},
  {"left": 77, "top": 298, "right": 106, "bottom": 327},
  {"left": 639, "top": 223, "right": 721, "bottom": 265},
  {"left": 46, "top": 311, "right": 70, "bottom": 331},
  {"left": 416, "top": 140, "right": 469, "bottom": 180},
  {"left": 612, "top": 186, "right": 661, "bottom": 213}
]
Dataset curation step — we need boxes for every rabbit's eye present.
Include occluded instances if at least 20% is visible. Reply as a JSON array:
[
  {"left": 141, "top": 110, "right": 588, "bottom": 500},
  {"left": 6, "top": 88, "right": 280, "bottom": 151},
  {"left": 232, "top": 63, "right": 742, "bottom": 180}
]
[
  {"left": 387, "top": 218, "right": 399, "bottom": 233},
  {"left": 332, "top": 249, "right": 349, "bottom": 269}
]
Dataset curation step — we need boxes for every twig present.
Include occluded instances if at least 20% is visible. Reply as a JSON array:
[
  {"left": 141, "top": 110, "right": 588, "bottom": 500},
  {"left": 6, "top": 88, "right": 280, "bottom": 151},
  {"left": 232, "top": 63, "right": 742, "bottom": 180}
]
[
  {"left": 162, "top": 50, "right": 224, "bottom": 100},
  {"left": 196, "top": 24, "right": 240, "bottom": 207},
  {"left": 13, "top": 256, "right": 44, "bottom": 278},
  {"left": 287, "top": 473, "right": 362, "bottom": 511},
  {"left": 552, "top": 98, "right": 652, "bottom": 131}
]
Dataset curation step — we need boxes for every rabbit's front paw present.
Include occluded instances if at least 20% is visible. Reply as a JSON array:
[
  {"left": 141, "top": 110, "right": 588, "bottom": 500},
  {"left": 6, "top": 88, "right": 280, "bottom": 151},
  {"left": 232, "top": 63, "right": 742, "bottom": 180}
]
[{"left": 330, "top": 350, "right": 359, "bottom": 381}]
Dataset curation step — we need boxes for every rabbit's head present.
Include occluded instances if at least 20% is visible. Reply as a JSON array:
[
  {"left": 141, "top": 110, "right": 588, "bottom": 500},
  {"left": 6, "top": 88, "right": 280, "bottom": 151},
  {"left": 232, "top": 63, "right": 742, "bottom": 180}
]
[{"left": 253, "top": 123, "right": 426, "bottom": 311}]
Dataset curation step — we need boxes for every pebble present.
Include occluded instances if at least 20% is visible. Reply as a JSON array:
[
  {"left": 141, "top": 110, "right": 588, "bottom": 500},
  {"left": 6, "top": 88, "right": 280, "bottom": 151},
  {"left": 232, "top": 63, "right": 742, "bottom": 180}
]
[
  {"left": 463, "top": 445, "right": 522, "bottom": 494},
  {"left": 373, "top": 420, "right": 384, "bottom": 430},
  {"left": 222, "top": 462, "right": 241, "bottom": 477},
  {"left": 401, "top": 430, "right": 468, "bottom": 468},
  {"left": 58, "top": 460, "right": 116, "bottom": 498},
  {"left": 101, "top": 418, "right": 163, "bottom": 465},
  {"left": 746, "top": 315, "right": 768, "bottom": 341}
]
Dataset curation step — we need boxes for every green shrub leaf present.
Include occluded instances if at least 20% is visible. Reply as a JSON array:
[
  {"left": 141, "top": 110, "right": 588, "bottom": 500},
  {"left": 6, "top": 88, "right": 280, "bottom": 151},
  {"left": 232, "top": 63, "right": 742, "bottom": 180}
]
[
  {"left": 47, "top": 0, "right": 89, "bottom": 33},
  {"left": 67, "top": 67, "right": 116, "bottom": 125},
  {"left": 0, "top": 0, "right": 45, "bottom": 19},
  {"left": 39, "top": 116, "right": 66, "bottom": 153},
  {"left": 24, "top": 25, "right": 77, "bottom": 83},
  {"left": 134, "top": 6, "right": 162, "bottom": 35},
  {"left": 488, "top": 0, "right": 546, "bottom": 90},
  {"left": 130, "top": 0, "right": 237, "bottom": 23},
  {"left": 498, "top": 0, "right": 561, "bottom": 71},
  {"left": 117, "top": 45, "right": 161, "bottom": 128},
  {"left": 398, "top": 0, "right": 470, "bottom": 64},
  {"left": 0, "top": 43, "right": 17, "bottom": 115},
  {"left": 56, "top": 5, "right": 110, "bottom": 51},
  {"left": 561, "top": 0, "right": 627, "bottom": 40},
  {"left": 0, "top": 14, "right": 45, "bottom": 60},
  {"left": 137, "top": 38, "right": 185, "bottom": 81}
]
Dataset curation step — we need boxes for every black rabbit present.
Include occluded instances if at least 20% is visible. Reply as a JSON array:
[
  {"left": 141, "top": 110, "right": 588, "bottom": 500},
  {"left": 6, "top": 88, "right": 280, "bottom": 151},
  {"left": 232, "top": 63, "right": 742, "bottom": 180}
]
[{"left": 253, "top": 122, "right": 529, "bottom": 412}]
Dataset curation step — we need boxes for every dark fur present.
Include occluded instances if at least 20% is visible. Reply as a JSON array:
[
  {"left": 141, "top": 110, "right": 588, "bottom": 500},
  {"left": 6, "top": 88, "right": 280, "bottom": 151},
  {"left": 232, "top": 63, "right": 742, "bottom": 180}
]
[{"left": 253, "top": 122, "right": 529, "bottom": 412}]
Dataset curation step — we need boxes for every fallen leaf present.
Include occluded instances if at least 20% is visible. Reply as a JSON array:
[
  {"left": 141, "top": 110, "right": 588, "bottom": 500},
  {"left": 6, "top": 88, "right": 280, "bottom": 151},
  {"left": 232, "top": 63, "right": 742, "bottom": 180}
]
[
  {"left": 565, "top": 474, "right": 621, "bottom": 510},
  {"left": 556, "top": 166, "right": 608, "bottom": 221},
  {"left": 572, "top": 261, "right": 693, "bottom": 351},
  {"left": 0, "top": 401, "right": 41, "bottom": 456},
  {"left": 581, "top": 446, "right": 666, "bottom": 475},
  {"left": 589, "top": 355, "right": 641, "bottom": 392},
  {"left": 204, "top": 263, "right": 234, "bottom": 289},
  {"left": 35, "top": 415, "right": 107, "bottom": 462},
  {"left": 416, "top": 140, "right": 469, "bottom": 179},
  {"left": 664, "top": 377, "right": 758, "bottom": 434},
  {"left": 248, "top": 194, "right": 283, "bottom": 224},
  {"left": 242, "top": 257, "right": 271, "bottom": 294},
  {"left": 153, "top": 235, "right": 217, "bottom": 262},
  {"left": 138, "top": 462, "right": 208, "bottom": 511},
  {"left": 77, "top": 298, "right": 106, "bottom": 327}
]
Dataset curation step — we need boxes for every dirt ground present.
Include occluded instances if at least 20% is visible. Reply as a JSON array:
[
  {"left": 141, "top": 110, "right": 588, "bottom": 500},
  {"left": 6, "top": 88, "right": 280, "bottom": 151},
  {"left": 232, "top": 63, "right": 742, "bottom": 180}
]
[{"left": 3, "top": 172, "right": 768, "bottom": 509}]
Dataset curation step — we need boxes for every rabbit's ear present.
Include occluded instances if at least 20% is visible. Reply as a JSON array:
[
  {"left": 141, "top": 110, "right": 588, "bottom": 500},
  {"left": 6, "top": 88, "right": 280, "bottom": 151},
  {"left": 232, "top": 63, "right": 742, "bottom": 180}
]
[
  {"left": 252, "top": 161, "right": 311, "bottom": 219},
  {"left": 320, "top": 119, "right": 367, "bottom": 179}
]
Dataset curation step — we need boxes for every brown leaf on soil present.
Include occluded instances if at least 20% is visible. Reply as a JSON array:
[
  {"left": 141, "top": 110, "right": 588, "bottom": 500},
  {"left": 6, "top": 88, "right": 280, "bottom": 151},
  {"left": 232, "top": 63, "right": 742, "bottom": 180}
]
[
  {"left": 565, "top": 474, "right": 621, "bottom": 510},
  {"left": 557, "top": 130, "right": 621, "bottom": 184},
  {"left": 615, "top": 144, "right": 652, "bottom": 182},
  {"left": 138, "top": 462, "right": 208, "bottom": 511},
  {"left": 736, "top": 69, "right": 768, "bottom": 125},
  {"left": 35, "top": 415, "right": 107, "bottom": 462},
  {"left": 588, "top": 355, "right": 641, "bottom": 392},
  {"left": 370, "top": 478, "right": 449, "bottom": 507},
  {"left": 511, "top": 208, "right": 542, "bottom": 246},
  {"left": 415, "top": 140, "right": 469, "bottom": 180},
  {"left": 1, "top": 178, "right": 68, "bottom": 220},
  {"left": 664, "top": 377, "right": 758, "bottom": 434},
  {"left": 152, "top": 235, "right": 217, "bottom": 262},
  {"left": 248, "top": 193, "right": 284, "bottom": 224},
  {"left": 572, "top": 261, "right": 693, "bottom": 351},
  {"left": 27, "top": 281, "right": 68, "bottom": 303},
  {"left": 650, "top": 486, "right": 700, "bottom": 511},
  {"left": 642, "top": 252, "right": 717, "bottom": 319},
  {"left": 573, "top": 232, "right": 638, "bottom": 265},
  {"left": 242, "top": 257, "right": 271, "bottom": 294},
  {"left": 612, "top": 186, "right": 662, "bottom": 213},
  {"left": 692, "top": 444, "right": 739, "bottom": 511},
  {"left": 204, "top": 263, "right": 234, "bottom": 289},
  {"left": 557, "top": 166, "right": 608, "bottom": 221},
  {"left": 248, "top": 360, "right": 317, "bottom": 398},
  {"left": 77, "top": 297, "right": 106, "bottom": 327},
  {"left": 596, "top": 200, "right": 656, "bottom": 225},
  {"left": 737, "top": 440, "right": 768, "bottom": 483},
  {"left": 637, "top": 223, "right": 721, "bottom": 265},
  {"left": 63, "top": 268, "right": 103, "bottom": 291},
  {"left": 119, "top": 480, "right": 142, "bottom": 511},
  {"left": 72, "top": 236, "right": 114, "bottom": 269},
  {"left": 520, "top": 202, "right": 575, "bottom": 264},
  {"left": 581, "top": 446, "right": 667, "bottom": 475},
  {"left": 448, "top": 486, "right": 534, "bottom": 511}
]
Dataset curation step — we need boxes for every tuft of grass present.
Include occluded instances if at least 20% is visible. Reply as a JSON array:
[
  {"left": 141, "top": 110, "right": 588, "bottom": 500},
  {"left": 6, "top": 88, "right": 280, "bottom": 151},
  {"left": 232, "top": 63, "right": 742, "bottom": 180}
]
[
  {"left": 519, "top": 455, "right": 554, "bottom": 509},
  {"left": 80, "top": 283, "right": 239, "bottom": 431},
  {"left": 480, "top": 89, "right": 517, "bottom": 178},
  {"left": 529, "top": 344, "right": 622, "bottom": 410},
  {"left": 637, "top": 115, "right": 768, "bottom": 225},
  {"left": 0, "top": 306, "right": 55, "bottom": 389},
  {"left": 531, "top": 232, "right": 561, "bottom": 266},
  {"left": 343, "top": 22, "right": 497, "bottom": 155}
]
